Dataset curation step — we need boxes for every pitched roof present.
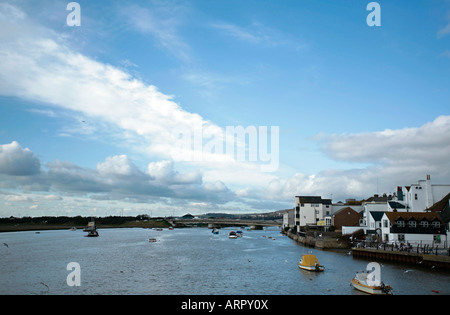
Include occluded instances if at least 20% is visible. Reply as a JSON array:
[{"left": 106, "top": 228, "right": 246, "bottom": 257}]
[
  {"left": 427, "top": 192, "right": 450, "bottom": 212},
  {"left": 369, "top": 211, "right": 385, "bottom": 221},
  {"left": 333, "top": 206, "right": 359, "bottom": 216},
  {"left": 388, "top": 201, "right": 406, "bottom": 209},
  {"left": 384, "top": 212, "right": 444, "bottom": 224}
]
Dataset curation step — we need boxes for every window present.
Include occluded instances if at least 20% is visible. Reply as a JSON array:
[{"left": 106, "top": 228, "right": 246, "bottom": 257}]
[
  {"left": 414, "top": 194, "right": 418, "bottom": 200},
  {"left": 408, "top": 221, "right": 416, "bottom": 228},
  {"left": 396, "top": 220, "right": 405, "bottom": 227},
  {"left": 432, "top": 221, "right": 441, "bottom": 228},
  {"left": 398, "top": 234, "right": 405, "bottom": 242},
  {"left": 420, "top": 221, "right": 428, "bottom": 228},
  {"left": 300, "top": 203, "right": 304, "bottom": 207}
]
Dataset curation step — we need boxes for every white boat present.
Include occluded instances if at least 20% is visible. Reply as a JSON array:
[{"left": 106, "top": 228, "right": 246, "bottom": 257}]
[
  {"left": 211, "top": 228, "right": 219, "bottom": 234},
  {"left": 351, "top": 273, "right": 392, "bottom": 295},
  {"left": 298, "top": 254, "right": 324, "bottom": 271},
  {"left": 149, "top": 238, "right": 157, "bottom": 242},
  {"left": 228, "top": 231, "right": 237, "bottom": 239},
  {"left": 236, "top": 230, "right": 243, "bottom": 237}
]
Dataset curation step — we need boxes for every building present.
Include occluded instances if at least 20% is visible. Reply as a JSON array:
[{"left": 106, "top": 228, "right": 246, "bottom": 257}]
[
  {"left": 381, "top": 212, "right": 446, "bottom": 246},
  {"left": 395, "top": 175, "right": 450, "bottom": 212},
  {"left": 360, "top": 194, "right": 390, "bottom": 227},
  {"left": 282, "top": 208, "right": 295, "bottom": 229},
  {"left": 332, "top": 207, "right": 360, "bottom": 231},
  {"left": 294, "top": 196, "right": 332, "bottom": 231}
]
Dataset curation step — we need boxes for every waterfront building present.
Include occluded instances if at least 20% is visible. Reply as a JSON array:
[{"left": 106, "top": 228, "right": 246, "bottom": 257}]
[
  {"left": 331, "top": 207, "right": 360, "bottom": 231},
  {"left": 294, "top": 196, "right": 331, "bottom": 232},
  {"left": 282, "top": 208, "right": 295, "bottom": 229},
  {"left": 381, "top": 212, "right": 446, "bottom": 246},
  {"left": 394, "top": 175, "right": 450, "bottom": 212}
]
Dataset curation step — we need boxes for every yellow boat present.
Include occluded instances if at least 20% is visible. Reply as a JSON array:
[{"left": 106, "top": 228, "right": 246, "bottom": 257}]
[{"left": 298, "top": 254, "right": 324, "bottom": 271}]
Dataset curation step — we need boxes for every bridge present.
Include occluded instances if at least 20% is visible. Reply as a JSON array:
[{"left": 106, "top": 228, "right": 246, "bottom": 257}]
[{"left": 168, "top": 218, "right": 281, "bottom": 230}]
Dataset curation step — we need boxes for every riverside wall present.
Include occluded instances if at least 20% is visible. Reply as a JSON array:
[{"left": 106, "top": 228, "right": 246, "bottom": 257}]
[{"left": 283, "top": 229, "right": 350, "bottom": 249}]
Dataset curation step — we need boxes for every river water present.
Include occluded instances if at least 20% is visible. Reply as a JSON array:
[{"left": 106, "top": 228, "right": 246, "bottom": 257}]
[{"left": 0, "top": 227, "right": 449, "bottom": 295}]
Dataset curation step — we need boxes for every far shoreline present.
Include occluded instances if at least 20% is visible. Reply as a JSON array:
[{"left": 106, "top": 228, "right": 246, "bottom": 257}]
[{"left": 0, "top": 220, "right": 172, "bottom": 233}]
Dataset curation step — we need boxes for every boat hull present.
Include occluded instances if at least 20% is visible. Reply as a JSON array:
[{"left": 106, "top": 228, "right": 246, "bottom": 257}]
[
  {"left": 298, "top": 264, "right": 324, "bottom": 272},
  {"left": 351, "top": 279, "right": 392, "bottom": 295}
]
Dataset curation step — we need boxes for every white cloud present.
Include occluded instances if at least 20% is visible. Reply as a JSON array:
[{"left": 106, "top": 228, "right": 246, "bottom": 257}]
[
  {"left": 0, "top": 141, "right": 41, "bottom": 176},
  {"left": 317, "top": 116, "right": 450, "bottom": 168}
]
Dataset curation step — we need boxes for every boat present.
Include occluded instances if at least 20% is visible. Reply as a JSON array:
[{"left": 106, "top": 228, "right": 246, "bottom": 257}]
[
  {"left": 84, "top": 220, "right": 99, "bottom": 237},
  {"left": 211, "top": 228, "right": 219, "bottom": 235},
  {"left": 236, "top": 230, "right": 243, "bottom": 237},
  {"left": 351, "top": 272, "right": 392, "bottom": 295},
  {"left": 69, "top": 227, "right": 77, "bottom": 231},
  {"left": 83, "top": 220, "right": 96, "bottom": 232},
  {"left": 149, "top": 238, "right": 158, "bottom": 242},
  {"left": 85, "top": 229, "right": 99, "bottom": 237},
  {"left": 228, "top": 231, "right": 238, "bottom": 239},
  {"left": 298, "top": 254, "right": 324, "bottom": 271}
]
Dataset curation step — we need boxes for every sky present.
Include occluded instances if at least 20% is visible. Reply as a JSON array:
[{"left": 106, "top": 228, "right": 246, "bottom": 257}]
[{"left": 0, "top": 0, "right": 449, "bottom": 217}]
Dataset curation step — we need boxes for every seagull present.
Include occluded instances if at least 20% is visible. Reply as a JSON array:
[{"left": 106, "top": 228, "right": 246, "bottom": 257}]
[
  {"left": 3, "top": 242, "right": 8, "bottom": 248},
  {"left": 40, "top": 282, "right": 49, "bottom": 292},
  {"left": 404, "top": 269, "right": 413, "bottom": 273}
]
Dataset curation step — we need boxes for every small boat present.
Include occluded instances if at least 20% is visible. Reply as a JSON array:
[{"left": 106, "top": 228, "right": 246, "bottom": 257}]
[
  {"left": 85, "top": 229, "right": 99, "bottom": 237},
  {"left": 228, "top": 231, "right": 237, "bottom": 239},
  {"left": 149, "top": 238, "right": 157, "bottom": 242},
  {"left": 83, "top": 220, "right": 96, "bottom": 232},
  {"left": 298, "top": 254, "right": 324, "bottom": 272},
  {"left": 236, "top": 230, "right": 243, "bottom": 237},
  {"left": 212, "top": 228, "right": 219, "bottom": 235},
  {"left": 69, "top": 227, "right": 77, "bottom": 231},
  {"left": 351, "top": 273, "right": 392, "bottom": 295}
]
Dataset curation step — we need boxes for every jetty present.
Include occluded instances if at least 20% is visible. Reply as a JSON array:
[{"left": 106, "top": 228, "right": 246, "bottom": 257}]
[{"left": 352, "top": 247, "right": 450, "bottom": 269}]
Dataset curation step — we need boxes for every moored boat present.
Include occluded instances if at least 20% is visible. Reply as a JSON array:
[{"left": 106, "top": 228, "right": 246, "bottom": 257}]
[
  {"left": 298, "top": 254, "right": 324, "bottom": 271},
  {"left": 85, "top": 229, "right": 99, "bottom": 237},
  {"left": 212, "top": 228, "right": 219, "bottom": 234},
  {"left": 228, "top": 231, "right": 237, "bottom": 239},
  {"left": 351, "top": 272, "right": 392, "bottom": 295}
]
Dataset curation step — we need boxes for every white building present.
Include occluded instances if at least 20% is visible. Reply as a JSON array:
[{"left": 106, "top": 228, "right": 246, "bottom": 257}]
[
  {"left": 381, "top": 212, "right": 446, "bottom": 246},
  {"left": 395, "top": 175, "right": 450, "bottom": 212},
  {"left": 282, "top": 208, "right": 295, "bottom": 229},
  {"left": 294, "top": 196, "right": 332, "bottom": 231}
]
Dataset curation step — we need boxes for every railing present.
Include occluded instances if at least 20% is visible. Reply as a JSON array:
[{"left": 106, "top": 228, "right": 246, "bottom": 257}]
[{"left": 352, "top": 240, "right": 450, "bottom": 256}]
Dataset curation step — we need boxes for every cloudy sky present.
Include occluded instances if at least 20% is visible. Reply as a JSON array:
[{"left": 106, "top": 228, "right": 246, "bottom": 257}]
[{"left": 0, "top": 0, "right": 449, "bottom": 217}]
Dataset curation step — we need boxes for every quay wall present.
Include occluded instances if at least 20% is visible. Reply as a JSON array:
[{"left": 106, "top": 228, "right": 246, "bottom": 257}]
[
  {"left": 283, "top": 230, "right": 349, "bottom": 249},
  {"left": 352, "top": 248, "right": 450, "bottom": 269}
]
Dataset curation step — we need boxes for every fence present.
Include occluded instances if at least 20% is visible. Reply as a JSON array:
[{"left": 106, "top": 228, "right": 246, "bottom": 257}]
[{"left": 352, "top": 240, "right": 450, "bottom": 256}]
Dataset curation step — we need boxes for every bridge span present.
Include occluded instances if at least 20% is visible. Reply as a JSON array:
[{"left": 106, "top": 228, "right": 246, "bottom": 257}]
[{"left": 168, "top": 218, "right": 281, "bottom": 229}]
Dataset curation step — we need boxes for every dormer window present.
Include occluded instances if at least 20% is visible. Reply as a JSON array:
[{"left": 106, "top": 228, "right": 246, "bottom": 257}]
[
  {"left": 396, "top": 220, "right": 405, "bottom": 227},
  {"left": 432, "top": 221, "right": 441, "bottom": 228},
  {"left": 420, "top": 221, "right": 429, "bottom": 228},
  {"left": 408, "top": 220, "right": 416, "bottom": 228}
]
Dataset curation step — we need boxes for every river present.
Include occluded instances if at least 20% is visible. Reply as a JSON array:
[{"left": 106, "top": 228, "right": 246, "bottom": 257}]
[{"left": 0, "top": 227, "right": 449, "bottom": 295}]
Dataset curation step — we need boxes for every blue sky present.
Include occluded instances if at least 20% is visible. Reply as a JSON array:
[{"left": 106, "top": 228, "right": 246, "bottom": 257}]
[{"left": 0, "top": 0, "right": 449, "bottom": 217}]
